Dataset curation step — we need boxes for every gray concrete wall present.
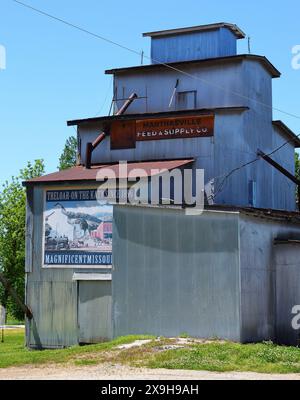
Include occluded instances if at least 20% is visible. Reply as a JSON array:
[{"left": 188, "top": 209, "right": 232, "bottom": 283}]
[{"left": 112, "top": 206, "right": 241, "bottom": 340}]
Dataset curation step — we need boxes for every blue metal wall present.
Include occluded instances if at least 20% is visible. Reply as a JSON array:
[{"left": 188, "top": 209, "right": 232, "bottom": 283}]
[
  {"left": 151, "top": 28, "right": 237, "bottom": 63},
  {"left": 77, "top": 57, "right": 295, "bottom": 210},
  {"left": 79, "top": 57, "right": 296, "bottom": 210}
]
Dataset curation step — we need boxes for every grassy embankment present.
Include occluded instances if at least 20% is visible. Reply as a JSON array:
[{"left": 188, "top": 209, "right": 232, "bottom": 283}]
[{"left": 1, "top": 329, "right": 300, "bottom": 374}]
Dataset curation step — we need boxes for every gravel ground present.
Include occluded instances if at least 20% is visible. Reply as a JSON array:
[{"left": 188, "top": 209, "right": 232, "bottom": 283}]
[{"left": 0, "top": 363, "right": 300, "bottom": 380}]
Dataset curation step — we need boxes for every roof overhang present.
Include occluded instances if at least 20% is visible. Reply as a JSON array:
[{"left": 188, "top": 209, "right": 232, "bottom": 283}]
[
  {"left": 273, "top": 120, "right": 300, "bottom": 148},
  {"left": 143, "top": 22, "right": 246, "bottom": 39},
  {"left": 105, "top": 55, "right": 281, "bottom": 79},
  {"left": 24, "top": 159, "right": 194, "bottom": 186},
  {"left": 67, "top": 106, "right": 249, "bottom": 127}
]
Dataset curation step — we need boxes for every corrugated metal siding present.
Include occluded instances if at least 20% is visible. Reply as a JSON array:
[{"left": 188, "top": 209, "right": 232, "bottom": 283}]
[
  {"left": 113, "top": 62, "right": 245, "bottom": 115},
  {"left": 271, "top": 126, "right": 296, "bottom": 210},
  {"left": 151, "top": 28, "right": 237, "bottom": 63},
  {"left": 26, "top": 186, "right": 112, "bottom": 348},
  {"left": 239, "top": 215, "right": 300, "bottom": 343},
  {"left": 78, "top": 281, "right": 112, "bottom": 343},
  {"left": 27, "top": 281, "right": 78, "bottom": 348},
  {"left": 112, "top": 206, "right": 241, "bottom": 340},
  {"left": 78, "top": 58, "right": 294, "bottom": 211},
  {"left": 275, "top": 244, "right": 300, "bottom": 345}
]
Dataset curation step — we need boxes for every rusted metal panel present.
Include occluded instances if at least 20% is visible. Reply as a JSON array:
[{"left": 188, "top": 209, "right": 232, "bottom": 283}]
[
  {"left": 110, "top": 120, "right": 136, "bottom": 150},
  {"left": 110, "top": 114, "right": 214, "bottom": 149}
]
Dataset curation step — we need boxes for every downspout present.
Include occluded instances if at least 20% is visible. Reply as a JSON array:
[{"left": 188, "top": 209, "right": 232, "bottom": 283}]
[{"left": 85, "top": 93, "right": 138, "bottom": 168}]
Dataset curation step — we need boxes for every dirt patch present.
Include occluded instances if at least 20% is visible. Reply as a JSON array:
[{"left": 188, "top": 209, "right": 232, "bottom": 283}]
[{"left": 1, "top": 363, "right": 300, "bottom": 380}]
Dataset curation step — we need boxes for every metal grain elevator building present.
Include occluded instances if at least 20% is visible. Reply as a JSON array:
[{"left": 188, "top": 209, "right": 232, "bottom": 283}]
[{"left": 24, "top": 23, "right": 300, "bottom": 348}]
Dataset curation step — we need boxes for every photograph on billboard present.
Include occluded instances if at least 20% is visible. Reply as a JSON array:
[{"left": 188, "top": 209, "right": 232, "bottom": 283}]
[{"left": 43, "top": 189, "right": 112, "bottom": 267}]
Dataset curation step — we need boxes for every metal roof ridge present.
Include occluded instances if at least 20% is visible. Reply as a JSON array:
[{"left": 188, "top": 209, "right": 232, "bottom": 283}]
[
  {"left": 142, "top": 22, "right": 246, "bottom": 39},
  {"left": 23, "top": 158, "right": 195, "bottom": 186},
  {"left": 272, "top": 120, "right": 300, "bottom": 148},
  {"left": 104, "top": 54, "right": 281, "bottom": 78},
  {"left": 67, "top": 106, "right": 249, "bottom": 127}
]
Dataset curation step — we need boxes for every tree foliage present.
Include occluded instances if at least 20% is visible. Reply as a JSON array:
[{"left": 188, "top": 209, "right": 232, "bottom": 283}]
[
  {"left": 0, "top": 160, "right": 45, "bottom": 320},
  {"left": 58, "top": 136, "right": 78, "bottom": 170}
]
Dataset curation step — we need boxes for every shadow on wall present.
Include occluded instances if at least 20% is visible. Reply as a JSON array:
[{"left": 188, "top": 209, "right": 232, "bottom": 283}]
[{"left": 29, "top": 318, "right": 43, "bottom": 350}]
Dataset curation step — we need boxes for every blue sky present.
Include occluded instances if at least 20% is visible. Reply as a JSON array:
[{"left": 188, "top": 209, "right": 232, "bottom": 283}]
[{"left": 0, "top": 0, "right": 299, "bottom": 182}]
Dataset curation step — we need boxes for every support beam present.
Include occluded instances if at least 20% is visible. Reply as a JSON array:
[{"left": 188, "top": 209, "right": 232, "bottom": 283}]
[
  {"left": 257, "top": 149, "right": 300, "bottom": 185},
  {"left": 257, "top": 149, "right": 300, "bottom": 210}
]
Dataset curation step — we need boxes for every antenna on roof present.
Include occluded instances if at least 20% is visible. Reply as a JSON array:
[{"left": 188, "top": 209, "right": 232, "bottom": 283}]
[
  {"left": 248, "top": 36, "right": 251, "bottom": 54},
  {"left": 169, "top": 79, "right": 179, "bottom": 108},
  {"left": 141, "top": 50, "right": 144, "bottom": 65}
]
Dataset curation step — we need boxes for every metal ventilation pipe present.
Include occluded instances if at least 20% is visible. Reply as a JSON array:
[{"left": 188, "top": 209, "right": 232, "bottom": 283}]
[{"left": 85, "top": 93, "right": 138, "bottom": 168}]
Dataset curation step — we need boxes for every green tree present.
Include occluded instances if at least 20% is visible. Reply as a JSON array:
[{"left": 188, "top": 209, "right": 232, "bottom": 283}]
[
  {"left": 0, "top": 160, "right": 45, "bottom": 320},
  {"left": 58, "top": 136, "right": 78, "bottom": 170}
]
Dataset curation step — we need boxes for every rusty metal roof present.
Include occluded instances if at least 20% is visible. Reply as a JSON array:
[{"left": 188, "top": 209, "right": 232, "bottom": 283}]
[{"left": 24, "top": 159, "right": 194, "bottom": 186}]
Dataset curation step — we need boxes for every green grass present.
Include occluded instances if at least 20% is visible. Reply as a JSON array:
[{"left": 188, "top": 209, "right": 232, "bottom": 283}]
[
  {"left": 144, "top": 341, "right": 300, "bottom": 374},
  {"left": 1, "top": 311, "right": 24, "bottom": 326},
  {"left": 0, "top": 329, "right": 153, "bottom": 369},
  {"left": 2, "top": 330, "right": 300, "bottom": 374},
  {"left": 5, "top": 316, "right": 24, "bottom": 326}
]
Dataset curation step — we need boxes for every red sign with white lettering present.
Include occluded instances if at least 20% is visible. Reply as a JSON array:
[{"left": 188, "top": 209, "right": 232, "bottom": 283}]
[{"left": 135, "top": 115, "right": 214, "bottom": 141}]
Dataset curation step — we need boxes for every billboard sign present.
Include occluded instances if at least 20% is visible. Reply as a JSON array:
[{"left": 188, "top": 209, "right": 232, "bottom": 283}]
[
  {"left": 43, "top": 189, "right": 112, "bottom": 267},
  {"left": 136, "top": 115, "right": 214, "bottom": 141}
]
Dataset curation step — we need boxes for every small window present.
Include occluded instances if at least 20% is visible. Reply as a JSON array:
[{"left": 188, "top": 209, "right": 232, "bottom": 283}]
[{"left": 176, "top": 91, "right": 197, "bottom": 110}]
